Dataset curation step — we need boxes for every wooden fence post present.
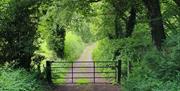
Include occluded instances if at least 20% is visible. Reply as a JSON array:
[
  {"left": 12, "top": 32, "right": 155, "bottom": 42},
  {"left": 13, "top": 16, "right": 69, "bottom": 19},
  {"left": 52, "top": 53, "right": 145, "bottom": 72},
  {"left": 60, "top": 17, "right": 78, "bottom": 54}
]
[
  {"left": 117, "top": 59, "right": 121, "bottom": 84},
  {"left": 46, "top": 61, "right": 52, "bottom": 83}
]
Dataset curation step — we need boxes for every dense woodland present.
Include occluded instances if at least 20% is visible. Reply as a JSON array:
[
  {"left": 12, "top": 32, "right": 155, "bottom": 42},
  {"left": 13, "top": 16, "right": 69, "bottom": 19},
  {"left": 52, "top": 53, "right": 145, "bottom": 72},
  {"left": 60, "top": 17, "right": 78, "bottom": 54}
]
[{"left": 0, "top": 0, "right": 180, "bottom": 91}]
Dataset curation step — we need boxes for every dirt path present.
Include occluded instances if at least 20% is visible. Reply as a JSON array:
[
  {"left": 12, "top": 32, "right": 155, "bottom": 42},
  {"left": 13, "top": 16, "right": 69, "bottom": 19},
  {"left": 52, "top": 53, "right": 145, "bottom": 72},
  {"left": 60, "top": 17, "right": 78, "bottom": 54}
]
[{"left": 54, "top": 44, "right": 120, "bottom": 91}]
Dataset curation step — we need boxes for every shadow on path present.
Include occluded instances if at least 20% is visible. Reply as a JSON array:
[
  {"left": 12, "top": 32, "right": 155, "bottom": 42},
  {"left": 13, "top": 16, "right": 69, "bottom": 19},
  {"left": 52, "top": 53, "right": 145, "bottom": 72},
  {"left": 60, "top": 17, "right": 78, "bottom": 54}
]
[{"left": 54, "top": 84, "right": 119, "bottom": 91}]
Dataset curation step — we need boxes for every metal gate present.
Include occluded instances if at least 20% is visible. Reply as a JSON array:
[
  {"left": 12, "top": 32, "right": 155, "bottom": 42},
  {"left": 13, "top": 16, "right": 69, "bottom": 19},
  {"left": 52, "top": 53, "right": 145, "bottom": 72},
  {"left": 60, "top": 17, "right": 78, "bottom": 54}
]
[{"left": 46, "top": 60, "right": 121, "bottom": 84}]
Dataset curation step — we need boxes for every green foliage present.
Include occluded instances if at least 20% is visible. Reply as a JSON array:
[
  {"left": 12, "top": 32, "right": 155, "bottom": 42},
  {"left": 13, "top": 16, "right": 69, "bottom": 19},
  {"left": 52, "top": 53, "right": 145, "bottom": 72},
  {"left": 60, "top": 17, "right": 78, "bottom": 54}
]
[
  {"left": 93, "top": 22, "right": 180, "bottom": 90},
  {"left": 123, "top": 73, "right": 180, "bottom": 91},
  {"left": 161, "top": 0, "right": 180, "bottom": 34},
  {"left": 64, "top": 31, "right": 85, "bottom": 61},
  {"left": 123, "top": 61, "right": 180, "bottom": 91},
  {"left": 143, "top": 32, "right": 180, "bottom": 80},
  {"left": 93, "top": 24, "right": 151, "bottom": 76},
  {"left": 36, "top": 3, "right": 58, "bottom": 59},
  {"left": 51, "top": 32, "right": 85, "bottom": 84},
  {"left": 48, "top": 25, "right": 66, "bottom": 58},
  {"left": 90, "top": 1, "right": 116, "bottom": 40},
  {"left": 36, "top": 0, "right": 90, "bottom": 60},
  {"left": 0, "top": 67, "right": 48, "bottom": 91},
  {"left": 1, "top": 0, "right": 180, "bottom": 90},
  {"left": 122, "top": 31, "right": 180, "bottom": 91},
  {"left": 0, "top": 0, "right": 41, "bottom": 69},
  {"left": 75, "top": 79, "right": 90, "bottom": 84},
  {"left": 69, "top": 13, "right": 94, "bottom": 43},
  {"left": 51, "top": 59, "right": 70, "bottom": 84},
  {"left": 93, "top": 39, "right": 114, "bottom": 61}
]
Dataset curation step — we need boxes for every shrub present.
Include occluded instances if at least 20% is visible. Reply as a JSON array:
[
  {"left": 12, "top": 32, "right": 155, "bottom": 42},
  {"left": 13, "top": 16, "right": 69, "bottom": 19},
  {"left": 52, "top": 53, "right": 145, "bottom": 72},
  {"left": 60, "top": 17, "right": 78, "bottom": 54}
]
[
  {"left": 0, "top": 67, "right": 48, "bottom": 91},
  {"left": 93, "top": 30, "right": 180, "bottom": 90},
  {"left": 48, "top": 25, "right": 66, "bottom": 58},
  {"left": 93, "top": 31, "right": 151, "bottom": 77},
  {"left": 64, "top": 31, "right": 85, "bottom": 61},
  {"left": 123, "top": 31, "right": 180, "bottom": 91}
]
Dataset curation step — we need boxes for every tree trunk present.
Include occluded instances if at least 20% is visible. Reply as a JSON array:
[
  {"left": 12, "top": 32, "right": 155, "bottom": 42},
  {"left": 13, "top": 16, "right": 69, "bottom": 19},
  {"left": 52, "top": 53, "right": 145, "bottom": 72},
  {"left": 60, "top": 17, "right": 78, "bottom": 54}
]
[
  {"left": 125, "top": 7, "right": 137, "bottom": 37},
  {"left": 115, "top": 13, "right": 123, "bottom": 38},
  {"left": 143, "top": 0, "right": 166, "bottom": 49},
  {"left": 174, "top": 0, "right": 180, "bottom": 7}
]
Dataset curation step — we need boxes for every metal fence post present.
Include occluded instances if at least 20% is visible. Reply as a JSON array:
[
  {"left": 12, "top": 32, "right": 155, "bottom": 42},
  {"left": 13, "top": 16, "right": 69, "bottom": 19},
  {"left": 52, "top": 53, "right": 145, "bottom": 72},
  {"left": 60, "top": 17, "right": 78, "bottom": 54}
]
[
  {"left": 115, "top": 61, "right": 117, "bottom": 82},
  {"left": 117, "top": 60, "right": 121, "bottom": 84},
  {"left": 46, "top": 61, "right": 52, "bottom": 83},
  {"left": 93, "top": 61, "right": 96, "bottom": 83},
  {"left": 72, "top": 61, "right": 74, "bottom": 83}
]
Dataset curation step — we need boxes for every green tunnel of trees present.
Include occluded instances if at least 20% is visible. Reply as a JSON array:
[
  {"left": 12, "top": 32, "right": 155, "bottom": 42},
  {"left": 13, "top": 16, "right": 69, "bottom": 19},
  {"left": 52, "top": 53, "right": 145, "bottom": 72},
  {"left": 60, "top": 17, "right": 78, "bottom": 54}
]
[{"left": 0, "top": 0, "right": 180, "bottom": 91}]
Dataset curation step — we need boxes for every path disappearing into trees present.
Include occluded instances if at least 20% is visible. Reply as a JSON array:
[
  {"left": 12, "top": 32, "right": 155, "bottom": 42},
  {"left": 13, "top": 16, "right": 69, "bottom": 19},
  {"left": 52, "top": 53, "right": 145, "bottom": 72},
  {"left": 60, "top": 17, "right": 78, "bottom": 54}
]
[{"left": 54, "top": 44, "right": 120, "bottom": 91}]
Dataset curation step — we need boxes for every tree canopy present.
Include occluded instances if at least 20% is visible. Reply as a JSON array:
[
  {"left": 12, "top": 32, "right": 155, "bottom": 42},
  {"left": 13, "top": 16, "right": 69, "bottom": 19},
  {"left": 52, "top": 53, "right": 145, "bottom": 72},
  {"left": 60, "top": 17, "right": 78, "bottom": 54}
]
[{"left": 0, "top": 0, "right": 180, "bottom": 90}]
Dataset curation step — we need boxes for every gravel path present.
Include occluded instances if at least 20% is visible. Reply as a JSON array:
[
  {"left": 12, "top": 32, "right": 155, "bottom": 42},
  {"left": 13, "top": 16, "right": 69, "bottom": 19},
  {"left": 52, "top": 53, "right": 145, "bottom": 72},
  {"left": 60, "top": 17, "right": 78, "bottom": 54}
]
[
  {"left": 65, "top": 44, "right": 108, "bottom": 83},
  {"left": 54, "top": 44, "right": 120, "bottom": 91}
]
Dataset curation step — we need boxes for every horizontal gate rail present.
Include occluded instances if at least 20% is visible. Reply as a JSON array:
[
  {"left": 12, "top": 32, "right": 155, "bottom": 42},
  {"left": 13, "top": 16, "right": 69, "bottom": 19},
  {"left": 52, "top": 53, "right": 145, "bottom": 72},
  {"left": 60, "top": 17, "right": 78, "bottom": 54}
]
[
  {"left": 51, "top": 66, "right": 116, "bottom": 68},
  {"left": 52, "top": 71, "right": 116, "bottom": 74},
  {"left": 52, "top": 77, "right": 116, "bottom": 79},
  {"left": 52, "top": 61, "right": 117, "bottom": 63},
  {"left": 59, "top": 82, "right": 115, "bottom": 84},
  {"left": 46, "top": 60, "right": 121, "bottom": 84}
]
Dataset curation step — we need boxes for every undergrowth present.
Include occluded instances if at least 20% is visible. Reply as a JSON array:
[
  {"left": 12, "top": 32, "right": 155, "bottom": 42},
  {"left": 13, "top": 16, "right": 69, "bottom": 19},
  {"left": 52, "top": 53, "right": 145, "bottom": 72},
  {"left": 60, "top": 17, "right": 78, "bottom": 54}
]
[
  {"left": 0, "top": 67, "right": 50, "bottom": 91},
  {"left": 93, "top": 30, "right": 180, "bottom": 91}
]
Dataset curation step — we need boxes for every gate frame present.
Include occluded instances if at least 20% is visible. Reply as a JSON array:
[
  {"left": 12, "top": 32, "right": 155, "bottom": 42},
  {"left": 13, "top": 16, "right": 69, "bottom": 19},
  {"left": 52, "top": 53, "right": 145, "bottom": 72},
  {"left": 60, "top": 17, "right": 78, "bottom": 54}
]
[{"left": 46, "top": 60, "right": 121, "bottom": 84}]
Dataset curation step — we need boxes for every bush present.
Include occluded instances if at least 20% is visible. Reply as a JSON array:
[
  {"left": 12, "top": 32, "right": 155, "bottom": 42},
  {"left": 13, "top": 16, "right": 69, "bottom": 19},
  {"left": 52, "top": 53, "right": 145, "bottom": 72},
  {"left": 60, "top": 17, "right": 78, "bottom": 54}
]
[
  {"left": 92, "top": 38, "right": 115, "bottom": 62},
  {"left": 123, "top": 73, "right": 180, "bottom": 91},
  {"left": 64, "top": 31, "right": 85, "bottom": 61},
  {"left": 93, "top": 31, "right": 151, "bottom": 77},
  {"left": 123, "top": 31, "right": 180, "bottom": 91},
  {"left": 0, "top": 0, "right": 40, "bottom": 69},
  {"left": 93, "top": 30, "right": 180, "bottom": 90},
  {"left": 48, "top": 25, "right": 66, "bottom": 58},
  {"left": 0, "top": 67, "right": 48, "bottom": 91},
  {"left": 123, "top": 61, "right": 180, "bottom": 91}
]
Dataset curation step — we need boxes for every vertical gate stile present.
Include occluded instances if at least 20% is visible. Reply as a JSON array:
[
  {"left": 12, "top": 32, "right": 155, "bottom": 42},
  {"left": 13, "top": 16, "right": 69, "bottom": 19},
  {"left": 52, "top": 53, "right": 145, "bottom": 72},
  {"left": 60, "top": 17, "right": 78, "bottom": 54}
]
[
  {"left": 46, "top": 61, "right": 52, "bottom": 84},
  {"left": 115, "top": 61, "right": 117, "bottom": 83},
  {"left": 93, "top": 61, "right": 96, "bottom": 83},
  {"left": 118, "top": 60, "right": 121, "bottom": 84},
  {"left": 72, "top": 61, "right": 73, "bottom": 83}
]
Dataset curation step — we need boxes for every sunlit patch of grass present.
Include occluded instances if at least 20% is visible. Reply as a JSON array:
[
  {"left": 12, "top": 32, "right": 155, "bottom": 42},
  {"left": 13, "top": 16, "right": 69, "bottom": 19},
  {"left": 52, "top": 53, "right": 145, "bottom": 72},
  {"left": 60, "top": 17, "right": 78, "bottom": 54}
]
[{"left": 75, "top": 79, "right": 90, "bottom": 84}]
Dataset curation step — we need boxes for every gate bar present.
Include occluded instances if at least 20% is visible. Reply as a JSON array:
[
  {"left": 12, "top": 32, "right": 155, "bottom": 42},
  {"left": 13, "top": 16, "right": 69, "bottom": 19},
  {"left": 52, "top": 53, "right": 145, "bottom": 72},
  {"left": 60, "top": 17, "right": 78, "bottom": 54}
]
[
  {"left": 93, "top": 61, "right": 95, "bottom": 83},
  {"left": 72, "top": 62, "right": 73, "bottom": 83}
]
